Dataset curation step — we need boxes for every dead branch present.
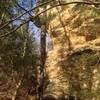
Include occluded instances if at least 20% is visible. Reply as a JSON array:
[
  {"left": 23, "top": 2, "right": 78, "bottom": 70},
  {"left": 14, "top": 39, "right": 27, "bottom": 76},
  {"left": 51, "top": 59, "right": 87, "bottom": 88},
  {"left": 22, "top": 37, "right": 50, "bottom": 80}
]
[
  {"left": 0, "top": 1, "right": 100, "bottom": 30},
  {"left": 0, "top": 1, "right": 100, "bottom": 38},
  {"left": 0, "top": 0, "right": 53, "bottom": 30}
]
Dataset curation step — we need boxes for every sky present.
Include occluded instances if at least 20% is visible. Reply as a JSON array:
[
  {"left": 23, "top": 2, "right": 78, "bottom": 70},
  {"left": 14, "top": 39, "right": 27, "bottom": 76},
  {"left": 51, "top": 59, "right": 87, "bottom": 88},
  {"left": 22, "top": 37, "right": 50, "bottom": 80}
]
[
  {"left": 17, "top": 0, "right": 52, "bottom": 51},
  {"left": 14, "top": 0, "right": 40, "bottom": 40}
]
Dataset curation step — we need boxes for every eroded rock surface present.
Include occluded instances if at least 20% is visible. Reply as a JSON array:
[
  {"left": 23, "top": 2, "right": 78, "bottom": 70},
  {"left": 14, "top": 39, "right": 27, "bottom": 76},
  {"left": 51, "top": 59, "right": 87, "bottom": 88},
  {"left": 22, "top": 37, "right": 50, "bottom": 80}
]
[{"left": 41, "top": 1, "right": 100, "bottom": 99}]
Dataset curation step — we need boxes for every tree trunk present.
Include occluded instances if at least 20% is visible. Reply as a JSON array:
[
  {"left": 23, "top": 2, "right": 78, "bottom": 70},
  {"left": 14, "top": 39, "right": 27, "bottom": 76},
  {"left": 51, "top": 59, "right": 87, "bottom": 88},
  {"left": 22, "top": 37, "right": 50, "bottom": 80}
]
[{"left": 39, "top": 25, "right": 47, "bottom": 100}]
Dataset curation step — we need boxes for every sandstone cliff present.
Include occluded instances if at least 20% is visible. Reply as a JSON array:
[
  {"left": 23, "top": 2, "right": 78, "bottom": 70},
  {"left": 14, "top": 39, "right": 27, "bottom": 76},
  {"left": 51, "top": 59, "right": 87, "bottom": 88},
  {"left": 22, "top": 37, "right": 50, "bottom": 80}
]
[{"left": 38, "top": 1, "right": 100, "bottom": 99}]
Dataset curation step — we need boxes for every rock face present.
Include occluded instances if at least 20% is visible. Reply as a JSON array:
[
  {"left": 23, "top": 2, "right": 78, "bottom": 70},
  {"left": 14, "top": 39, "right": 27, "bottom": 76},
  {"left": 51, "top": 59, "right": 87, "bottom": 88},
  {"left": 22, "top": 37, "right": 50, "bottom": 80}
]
[{"left": 40, "top": 1, "right": 100, "bottom": 99}]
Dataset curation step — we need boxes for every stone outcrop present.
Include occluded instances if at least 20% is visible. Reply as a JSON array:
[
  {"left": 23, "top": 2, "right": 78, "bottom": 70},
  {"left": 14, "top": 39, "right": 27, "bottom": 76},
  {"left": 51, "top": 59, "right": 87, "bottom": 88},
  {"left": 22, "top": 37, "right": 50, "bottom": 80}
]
[{"left": 38, "top": 1, "right": 100, "bottom": 99}]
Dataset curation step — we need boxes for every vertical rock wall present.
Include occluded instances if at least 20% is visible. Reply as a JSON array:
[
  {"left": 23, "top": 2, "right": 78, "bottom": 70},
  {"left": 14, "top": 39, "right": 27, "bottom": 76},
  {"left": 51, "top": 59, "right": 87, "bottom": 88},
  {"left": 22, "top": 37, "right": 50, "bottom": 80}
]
[{"left": 41, "top": 1, "right": 100, "bottom": 99}]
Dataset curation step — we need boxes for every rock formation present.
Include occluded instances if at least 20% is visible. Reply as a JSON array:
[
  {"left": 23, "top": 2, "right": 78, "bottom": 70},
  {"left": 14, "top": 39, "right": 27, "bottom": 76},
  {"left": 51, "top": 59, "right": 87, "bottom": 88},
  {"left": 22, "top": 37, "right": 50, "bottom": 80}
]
[{"left": 37, "top": 1, "right": 100, "bottom": 99}]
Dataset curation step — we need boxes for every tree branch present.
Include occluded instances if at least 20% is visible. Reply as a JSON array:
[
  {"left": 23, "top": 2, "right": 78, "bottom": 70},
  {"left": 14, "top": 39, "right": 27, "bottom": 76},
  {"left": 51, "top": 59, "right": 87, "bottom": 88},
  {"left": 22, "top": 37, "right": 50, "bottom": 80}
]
[
  {"left": 0, "top": 1, "right": 100, "bottom": 31},
  {"left": 0, "top": 1, "right": 100, "bottom": 38},
  {"left": 31, "top": 1, "right": 100, "bottom": 21},
  {"left": 16, "top": 3, "right": 33, "bottom": 17},
  {"left": 0, "top": 0, "right": 53, "bottom": 30},
  {"left": 0, "top": 20, "right": 30, "bottom": 38}
]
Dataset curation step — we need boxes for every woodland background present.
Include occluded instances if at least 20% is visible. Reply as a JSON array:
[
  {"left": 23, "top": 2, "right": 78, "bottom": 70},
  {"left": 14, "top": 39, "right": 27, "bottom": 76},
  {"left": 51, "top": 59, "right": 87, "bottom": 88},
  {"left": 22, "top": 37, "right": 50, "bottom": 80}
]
[{"left": 0, "top": 0, "right": 100, "bottom": 100}]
